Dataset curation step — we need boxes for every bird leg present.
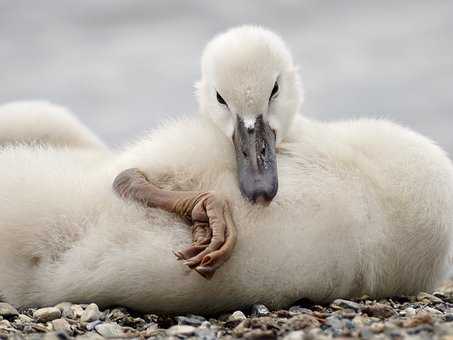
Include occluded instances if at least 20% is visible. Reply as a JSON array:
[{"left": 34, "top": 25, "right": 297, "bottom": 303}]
[{"left": 112, "top": 168, "right": 237, "bottom": 279}]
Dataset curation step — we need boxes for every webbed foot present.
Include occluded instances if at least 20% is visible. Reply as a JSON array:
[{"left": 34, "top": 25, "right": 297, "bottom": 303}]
[{"left": 113, "top": 168, "right": 237, "bottom": 279}]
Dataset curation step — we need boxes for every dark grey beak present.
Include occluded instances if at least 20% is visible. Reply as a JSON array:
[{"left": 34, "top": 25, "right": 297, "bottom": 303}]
[{"left": 233, "top": 115, "right": 278, "bottom": 205}]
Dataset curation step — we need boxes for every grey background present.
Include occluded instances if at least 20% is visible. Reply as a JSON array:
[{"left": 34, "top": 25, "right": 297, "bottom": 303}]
[{"left": 1, "top": 1, "right": 452, "bottom": 151}]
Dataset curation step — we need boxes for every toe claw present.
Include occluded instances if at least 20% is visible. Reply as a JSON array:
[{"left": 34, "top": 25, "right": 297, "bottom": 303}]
[
  {"left": 194, "top": 266, "right": 215, "bottom": 280},
  {"left": 172, "top": 250, "right": 185, "bottom": 260},
  {"left": 183, "top": 259, "right": 200, "bottom": 269}
]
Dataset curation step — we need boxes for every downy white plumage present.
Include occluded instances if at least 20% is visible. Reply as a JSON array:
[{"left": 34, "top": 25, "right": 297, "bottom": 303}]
[{"left": 0, "top": 26, "right": 452, "bottom": 314}]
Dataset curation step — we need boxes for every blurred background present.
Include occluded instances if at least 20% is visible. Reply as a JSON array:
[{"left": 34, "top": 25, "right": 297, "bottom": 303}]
[{"left": 1, "top": 1, "right": 452, "bottom": 151}]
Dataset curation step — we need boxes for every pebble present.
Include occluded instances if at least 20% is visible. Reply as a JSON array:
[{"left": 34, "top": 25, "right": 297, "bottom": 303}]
[
  {"left": 405, "top": 307, "right": 417, "bottom": 317},
  {"left": 228, "top": 310, "right": 247, "bottom": 322},
  {"left": 86, "top": 320, "right": 103, "bottom": 331},
  {"left": 425, "top": 306, "right": 443, "bottom": 315},
  {"left": 0, "top": 319, "right": 11, "bottom": 328},
  {"left": 33, "top": 307, "right": 61, "bottom": 323},
  {"left": 403, "top": 312, "right": 434, "bottom": 328},
  {"left": 142, "top": 324, "right": 161, "bottom": 337},
  {"left": 175, "top": 314, "right": 206, "bottom": 326},
  {"left": 324, "top": 316, "right": 344, "bottom": 333},
  {"left": 233, "top": 317, "right": 280, "bottom": 338},
  {"left": 70, "top": 304, "right": 84, "bottom": 319},
  {"left": 287, "top": 314, "right": 321, "bottom": 330},
  {"left": 283, "top": 330, "right": 305, "bottom": 340},
  {"left": 54, "top": 302, "right": 74, "bottom": 319},
  {"left": 288, "top": 306, "right": 313, "bottom": 316},
  {"left": 166, "top": 324, "right": 197, "bottom": 336},
  {"left": 369, "top": 322, "right": 385, "bottom": 333},
  {"left": 0, "top": 303, "right": 19, "bottom": 318},
  {"left": 362, "top": 303, "right": 396, "bottom": 318},
  {"left": 331, "top": 298, "right": 362, "bottom": 311},
  {"left": 17, "top": 314, "right": 33, "bottom": 323},
  {"left": 95, "top": 322, "right": 126, "bottom": 337},
  {"left": 251, "top": 304, "right": 270, "bottom": 317},
  {"left": 417, "top": 292, "right": 444, "bottom": 304},
  {"left": 80, "top": 303, "right": 102, "bottom": 323},
  {"left": 200, "top": 320, "right": 212, "bottom": 329},
  {"left": 51, "top": 318, "right": 71, "bottom": 333}
]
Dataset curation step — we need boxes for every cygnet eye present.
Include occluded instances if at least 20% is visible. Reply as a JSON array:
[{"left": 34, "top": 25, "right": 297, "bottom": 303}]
[
  {"left": 216, "top": 91, "right": 227, "bottom": 106},
  {"left": 270, "top": 82, "right": 279, "bottom": 101}
]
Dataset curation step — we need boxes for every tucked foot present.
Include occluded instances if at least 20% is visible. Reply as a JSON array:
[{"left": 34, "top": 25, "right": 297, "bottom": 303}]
[{"left": 113, "top": 168, "right": 237, "bottom": 279}]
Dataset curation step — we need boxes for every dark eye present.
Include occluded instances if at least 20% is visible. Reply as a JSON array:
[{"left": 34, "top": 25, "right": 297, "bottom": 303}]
[
  {"left": 216, "top": 91, "right": 227, "bottom": 105},
  {"left": 270, "top": 82, "right": 279, "bottom": 100}
]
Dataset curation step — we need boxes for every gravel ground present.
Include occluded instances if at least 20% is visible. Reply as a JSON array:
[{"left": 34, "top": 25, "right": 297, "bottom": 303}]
[{"left": 2, "top": 282, "right": 453, "bottom": 339}]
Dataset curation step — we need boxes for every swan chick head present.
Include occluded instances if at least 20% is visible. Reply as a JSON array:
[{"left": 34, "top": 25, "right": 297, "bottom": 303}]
[{"left": 197, "top": 26, "right": 303, "bottom": 204}]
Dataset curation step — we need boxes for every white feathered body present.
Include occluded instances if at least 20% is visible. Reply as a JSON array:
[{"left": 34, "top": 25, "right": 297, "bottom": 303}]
[{"left": 1, "top": 111, "right": 452, "bottom": 314}]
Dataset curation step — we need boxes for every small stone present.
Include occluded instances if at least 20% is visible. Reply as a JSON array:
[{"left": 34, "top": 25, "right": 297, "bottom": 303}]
[
  {"left": 228, "top": 311, "right": 247, "bottom": 322},
  {"left": 0, "top": 319, "right": 11, "bottom": 328},
  {"left": 417, "top": 292, "right": 443, "bottom": 304},
  {"left": 33, "top": 307, "right": 61, "bottom": 323},
  {"left": 17, "top": 314, "right": 33, "bottom": 323},
  {"left": 251, "top": 304, "right": 270, "bottom": 317},
  {"left": 80, "top": 303, "right": 102, "bottom": 323},
  {"left": 51, "top": 318, "right": 71, "bottom": 333},
  {"left": 369, "top": 322, "right": 385, "bottom": 333},
  {"left": 424, "top": 306, "right": 443, "bottom": 315},
  {"left": 54, "top": 302, "right": 74, "bottom": 319},
  {"left": 403, "top": 312, "right": 433, "bottom": 328},
  {"left": 306, "top": 328, "right": 331, "bottom": 340},
  {"left": 275, "top": 310, "right": 292, "bottom": 318},
  {"left": 344, "top": 319, "right": 355, "bottom": 330},
  {"left": 121, "top": 316, "right": 145, "bottom": 328},
  {"left": 0, "top": 303, "right": 19, "bottom": 318},
  {"left": 70, "top": 304, "right": 84, "bottom": 319},
  {"left": 406, "top": 324, "right": 434, "bottom": 335},
  {"left": 54, "top": 302, "right": 71, "bottom": 311},
  {"left": 43, "top": 332, "right": 70, "bottom": 340},
  {"left": 288, "top": 306, "right": 313, "bottom": 316},
  {"left": 433, "top": 291, "right": 448, "bottom": 300},
  {"left": 325, "top": 316, "right": 344, "bottom": 331},
  {"left": 404, "top": 307, "right": 417, "bottom": 317},
  {"left": 362, "top": 303, "right": 396, "bottom": 318},
  {"left": 95, "top": 322, "right": 126, "bottom": 337},
  {"left": 142, "top": 324, "right": 161, "bottom": 337},
  {"left": 196, "top": 328, "right": 218, "bottom": 340},
  {"left": 86, "top": 320, "right": 103, "bottom": 331},
  {"left": 166, "top": 324, "right": 196, "bottom": 336},
  {"left": 359, "top": 327, "right": 374, "bottom": 339},
  {"left": 287, "top": 314, "right": 321, "bottom": 330},
  {"left": 352, "top": 315, "right": 369, "bottom": 328},
  {"left": 283, "top": 331, "right": 305, "bottom": 340},
  {"left": 200, "top": 321, "right": 212, "bottom": 329},
  {"left": 232, "top": 317, "right": 280, "bottom": 338},
  {"left": 32, "top": 322, "right": 51, "bottom": 332},
  {"left": 331, "top": 299, "right": 362, "bottom": 311},
  {"left": 242, "top": 329, "right": 275, "bottom": 339},
  {"left": 23, "top": 324, "right": 33, "bottom": 333},
  {"left": 175, "top": 314, "right": 206, "bottom": 326}
]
